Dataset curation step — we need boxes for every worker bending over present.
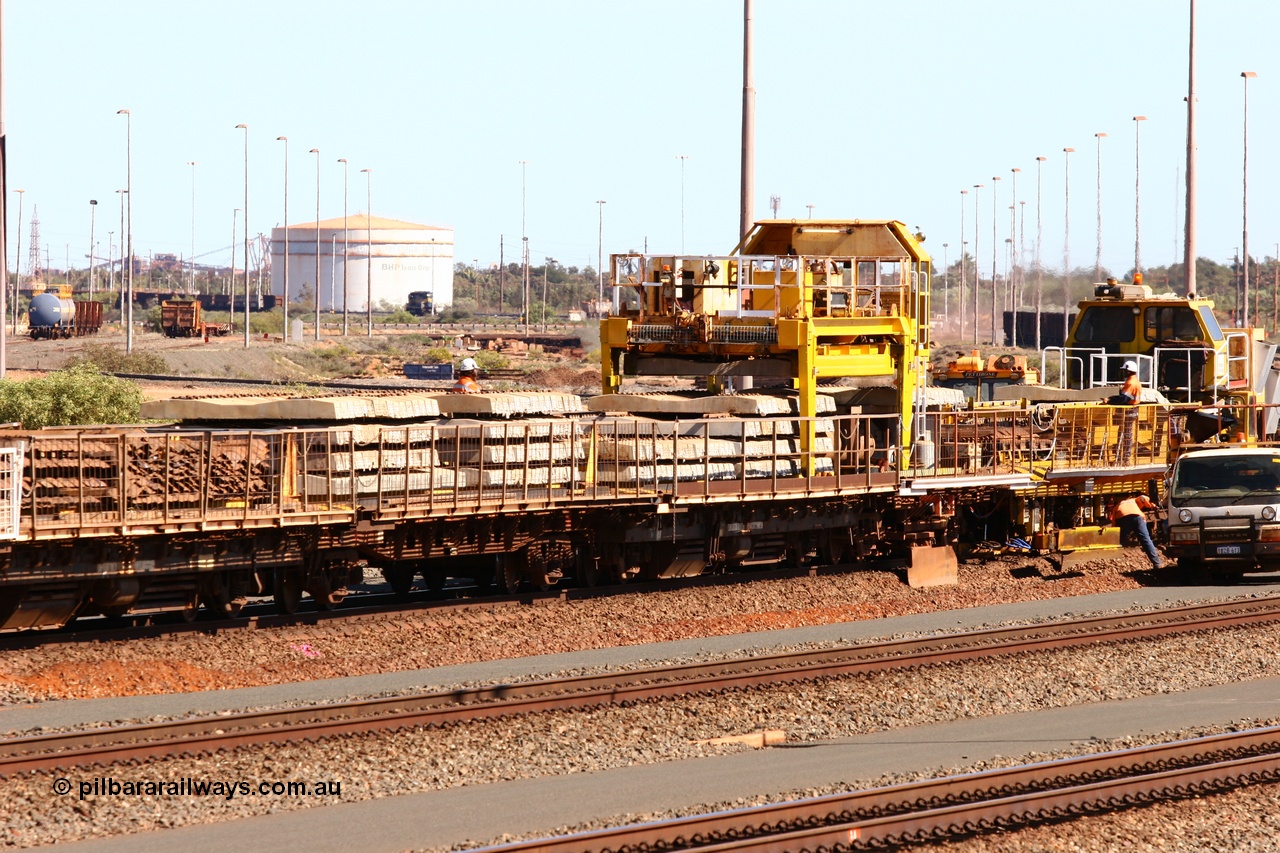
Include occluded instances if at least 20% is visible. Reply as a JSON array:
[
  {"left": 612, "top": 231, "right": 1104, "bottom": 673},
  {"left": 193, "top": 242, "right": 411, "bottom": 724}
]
[{"left": 1105, "top": 493, "right": 1164, "bottom": 569}]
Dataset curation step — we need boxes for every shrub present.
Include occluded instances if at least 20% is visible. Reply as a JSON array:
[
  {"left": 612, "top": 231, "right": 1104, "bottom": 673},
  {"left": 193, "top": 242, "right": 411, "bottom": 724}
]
[
  {"left": 473, "top": 350, "right": 509, "bottom": 371},
  {"left": 0, "top": 363, "right": 143, "bottom": 427},
  {"left": 250, "top": 311, "right": 283, "bottom": 335},
  {"left": 383, "top": 308, "right": 417, "bottom": 324},
  {"left": 64, "top": 343, "right": 171, "bottom": 375},
  {"left": 422, "top": 347, "right": 453, "bottom": 364}
]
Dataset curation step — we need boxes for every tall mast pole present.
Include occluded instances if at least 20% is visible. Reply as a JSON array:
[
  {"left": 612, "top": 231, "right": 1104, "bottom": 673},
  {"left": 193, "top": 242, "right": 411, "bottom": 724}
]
[
  {"left": 0, "top": 0, "right": 8, "bottom": 379},
  {"left": 739, "top": 0, "right": 754, "bottom": 245},
  {"left": 1184, "top": 0, "right": 1197, "bottom": 296}
]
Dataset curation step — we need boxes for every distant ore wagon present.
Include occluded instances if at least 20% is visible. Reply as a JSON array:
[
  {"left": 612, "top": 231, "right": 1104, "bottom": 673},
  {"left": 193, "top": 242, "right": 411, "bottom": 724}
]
[{"left": 162, "top": 299, "right": 231, "bottom": 338}]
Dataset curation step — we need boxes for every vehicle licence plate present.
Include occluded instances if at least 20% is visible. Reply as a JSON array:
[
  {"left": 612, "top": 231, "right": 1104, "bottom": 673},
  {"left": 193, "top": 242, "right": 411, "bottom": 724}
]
[{"left": 1216, "top": 545, "right": 1243, "bottom": 555}]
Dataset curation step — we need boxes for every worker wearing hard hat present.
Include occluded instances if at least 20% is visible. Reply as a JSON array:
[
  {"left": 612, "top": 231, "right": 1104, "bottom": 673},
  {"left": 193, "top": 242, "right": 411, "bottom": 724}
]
[
  {"left": 450, "top": 357, "right": 481, "bottom": 394},
  {"left": 1115, "top": 360, "right": 1142, "bottom": 465},
  {"left": 1118, "top": 360, "right": 1141, "bottom": 405}
]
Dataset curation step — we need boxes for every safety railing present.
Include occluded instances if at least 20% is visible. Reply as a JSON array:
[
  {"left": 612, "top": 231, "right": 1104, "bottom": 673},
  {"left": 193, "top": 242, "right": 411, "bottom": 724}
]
[
  {"left": 1153, "top": 345, "right": 1215, "bottom": 403},
  {"left": 8, "top": 413, "right": 913, "bottom": 540},
  {"left": 1039, "top": 402, "right": 1173, "bottom": 471},
  {"left": 906, "top": 406, "right": 1041, "bottom": 480},
  {"left": 14, "top": 400, "right": 1231, "bottom": 541},
  {"left": 610, "top": 252, "right": 922, "bottom": 324},
  {"left": 1086, "top": 352, "right": 1154, "bottom": 390},
  {"left": 1041, "top": 346, "right": 1099, "bottom": 389},
  {"left": 907, "top": 402, "right": 1185, "bottom": 480}
]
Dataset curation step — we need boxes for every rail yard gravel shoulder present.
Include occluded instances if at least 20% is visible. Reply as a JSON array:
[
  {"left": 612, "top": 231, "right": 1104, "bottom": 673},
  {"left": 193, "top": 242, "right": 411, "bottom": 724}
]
[
  {"left": 0, "top": 551, "right": 1168, "bottom": 705},
  {"left": 5, "top": 599, "right": 1280, "bottom": 847}
]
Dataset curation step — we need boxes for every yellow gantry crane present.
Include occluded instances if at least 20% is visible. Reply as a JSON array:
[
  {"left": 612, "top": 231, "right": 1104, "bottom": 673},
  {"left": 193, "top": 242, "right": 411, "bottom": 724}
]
[{"left": 600, "top": 220, "right": 932, "bottom": 475}]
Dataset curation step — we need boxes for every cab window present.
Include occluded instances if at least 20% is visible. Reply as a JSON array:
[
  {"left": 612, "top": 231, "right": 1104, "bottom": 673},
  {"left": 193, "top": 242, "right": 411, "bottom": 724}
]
[
  {"left": 1074, "top": 306, "right": 1136, "bottom": 343},
  {"left": 1197, "top": 306, "right": 1224, "bottom": 341},
  {"left": 1144, "top": 306, "right": 1202, "bottom": 342}
]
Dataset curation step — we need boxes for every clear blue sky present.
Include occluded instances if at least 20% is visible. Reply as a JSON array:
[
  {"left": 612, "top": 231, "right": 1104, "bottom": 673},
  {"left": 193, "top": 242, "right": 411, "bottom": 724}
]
[{"left": 5, "top": 0, "right": 1278, "bottom": 293}]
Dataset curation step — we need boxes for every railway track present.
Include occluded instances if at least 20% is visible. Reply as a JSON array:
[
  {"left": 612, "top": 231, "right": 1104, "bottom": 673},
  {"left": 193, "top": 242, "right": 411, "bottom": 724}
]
[
  {"left": 0, "top": 563, "right": 823, "bottom": 651},
  {"left": 6, "top": 595, "right": 1280, "bottom": 778},
  {"left": 476, "top": 726, "right": 1280, "bottom": 851}
]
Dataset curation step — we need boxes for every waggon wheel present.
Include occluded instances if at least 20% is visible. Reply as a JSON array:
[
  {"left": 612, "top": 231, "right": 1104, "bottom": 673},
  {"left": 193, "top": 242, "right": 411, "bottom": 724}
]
[
  {"left": 421, "top": 568, "right": 446, "bottom": 593},
  {"left": 308, "top": 573, "right": 346, "bottom": 611},
  {"left": 210, "top": 577, "right": 248, "bottom": 618},
  {"left": 501, "top": 553, "right": 526, "bottom": 595},
  {"left": 178, "top": 592, "right": 200, "bottom": 623},
  {"left": 273, "top": 571, "right": 303, "bottom": 614},
  {"left": 382, "top": 567, "right": 414, "bottom": 599},
  {"left": 821, "top": 528, "right": 851, "bottom": 567},
  {"left": 579, "top": 547, "right": 601, "bottom": 587}
]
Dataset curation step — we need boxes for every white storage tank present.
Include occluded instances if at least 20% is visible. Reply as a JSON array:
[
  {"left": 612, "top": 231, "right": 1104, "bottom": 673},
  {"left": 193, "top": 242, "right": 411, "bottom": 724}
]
[{"left": 270, "top": 214, "right": 454, "bottom": 313}]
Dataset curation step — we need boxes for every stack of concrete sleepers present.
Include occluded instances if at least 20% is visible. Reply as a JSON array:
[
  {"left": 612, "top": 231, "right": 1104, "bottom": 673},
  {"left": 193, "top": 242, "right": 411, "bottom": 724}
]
[
  {"left": 434, "top": 419, "right": 584, "bottom": 490},
  {"left": 432, "top": 391, "right": 586, "bottom": 418},
  {"left": 585, "top": 392, "right": 838, "bottom": 485},
  {"left": 428, "top": 393, "right": 587, "bottom": 490},
  {"left": 300, "top": 423, "right": 475, "bottom": 500},
  {"left": 140, "top": 392, "right": 444, "bottom": 422}
]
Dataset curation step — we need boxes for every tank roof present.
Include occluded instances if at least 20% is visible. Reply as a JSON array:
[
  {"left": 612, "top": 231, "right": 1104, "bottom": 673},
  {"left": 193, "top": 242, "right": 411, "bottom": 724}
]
[{"left": 283, "top": 214, "right": 451, "bottom": 232}]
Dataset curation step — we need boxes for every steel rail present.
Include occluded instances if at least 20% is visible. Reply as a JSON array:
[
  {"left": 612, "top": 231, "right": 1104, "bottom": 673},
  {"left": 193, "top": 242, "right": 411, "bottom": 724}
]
[
  {"left": 474, "top": 726, "right": 1280, "bottom": 851},
  {"left": 0, "top": 563, "right": 822, "bottom": 651},
  {"left": 5, "top": 595, "right": 1280, "bottom": 777}
]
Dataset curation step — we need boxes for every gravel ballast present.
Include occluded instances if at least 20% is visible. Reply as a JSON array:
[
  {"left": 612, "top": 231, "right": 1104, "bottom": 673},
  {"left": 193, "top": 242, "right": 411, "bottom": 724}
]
[{"left": 0, "top": 554, "right": 1155, "bottom": 704}]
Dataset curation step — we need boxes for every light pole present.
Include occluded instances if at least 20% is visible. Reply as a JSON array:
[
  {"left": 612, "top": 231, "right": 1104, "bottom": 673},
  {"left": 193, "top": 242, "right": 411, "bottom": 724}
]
[
  {"left": 941, "top": 242, "right": 949, "bottom": 324},
  {"left": 519, "top": 160, "right": 529, "bottom": 333},
  {"left": 806, "top": 204, "right": 815, "bottom": 219},
  {"left": 676, "top": 154, "right": 689, "bottom": 253},
  {"left": 1242, "top": 71, "right": 1257, "bottom": 327},
  {"left": 1035, "top": 156, "right": 1046, "bottom": 352},
  {"left": 1184, "top": 0, "right": 1198, "bottom": 298},
  {"left": 236, "top": 124, "right": 250, "bottom": 348},
  {"left": 338, "top": 157, "right": 349, "bottom": 336},
  {"left": 990, "top": 175, "right": 1000, "bottom": 345},
  {"left": 541, "top": 257, "right": 554, "bottom": 332},
  {"left": 1133, "top": 116, "right": 1147, "bottom": 275},
  {"left": 1010, "top": 167, "right": 1021, "bottom": 324},
  {"left": 11, "top": 189, "right": 21, "bottom": 337},
  {"left": 230, "top": 208, "right": 238, "bottom": 306},
  {"left": 959, "top": 189, "right": 967, "bottom": 341},
  {"left": 115, "top": 189, "right": 126, "bottom": 316},
  {"left": 360, "top": 168, "right": 372, "bottom": 336},
  {"left": 276, "top": 137, "right": 289, "bottom": 341},
  {"left": 1063, "top": 146, "right": 1076, "bottom": 344},
  {"left": 1018, "top": 199, "right": 1026, "bottom": 339},
  {"left": 972, "top": 183, "right": 982, "bottom": 347},
  {"left": 310, "top": 148, "right": 320, "bottom": 341},
  {"left": 117, "top": 109, "right": 133, "bottom": 354},
  {"left": 1094, "top": 132, "right": 1107, "bottom": 283},
  {"left": 186, "top": 161, "right": 197, "bottom": 294},
  {"left": 596, "top": 199, "right": 606, "bottom": 305},
  {"left": 88, "top": 200, "right": 97, "bottom": 299}
]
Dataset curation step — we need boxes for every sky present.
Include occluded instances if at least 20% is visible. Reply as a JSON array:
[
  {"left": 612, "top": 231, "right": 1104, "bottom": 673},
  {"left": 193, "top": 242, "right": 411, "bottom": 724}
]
[{"left": 5, "top": 0, "right": 1279, "bottom": 291}]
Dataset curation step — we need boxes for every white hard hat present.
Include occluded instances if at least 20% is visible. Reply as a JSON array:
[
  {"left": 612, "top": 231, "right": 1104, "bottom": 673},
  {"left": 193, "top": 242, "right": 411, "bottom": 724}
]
[
  {"left": 459, "top": 357, "right": 478, "bottom": 372},
  {"left": 1121, "top": 360, "right": 1138, "bottom": 373}
]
